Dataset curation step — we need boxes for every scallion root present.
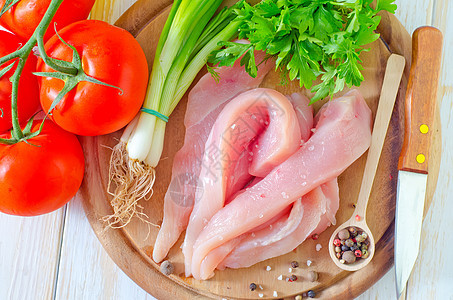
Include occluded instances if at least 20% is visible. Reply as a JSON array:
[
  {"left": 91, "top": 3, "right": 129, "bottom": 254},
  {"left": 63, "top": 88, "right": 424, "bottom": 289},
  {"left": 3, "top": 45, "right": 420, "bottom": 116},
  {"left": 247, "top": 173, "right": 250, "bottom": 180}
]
[{"left": 104, "top": 141, "right": 158, "bottom": 229}]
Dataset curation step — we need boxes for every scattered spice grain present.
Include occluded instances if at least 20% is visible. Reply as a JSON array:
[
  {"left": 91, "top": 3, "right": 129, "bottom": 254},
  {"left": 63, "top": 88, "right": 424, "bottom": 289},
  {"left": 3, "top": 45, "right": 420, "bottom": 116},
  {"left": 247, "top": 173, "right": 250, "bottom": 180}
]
[{"left": 160, "top": 260, "right": 174, "bottom": 276}]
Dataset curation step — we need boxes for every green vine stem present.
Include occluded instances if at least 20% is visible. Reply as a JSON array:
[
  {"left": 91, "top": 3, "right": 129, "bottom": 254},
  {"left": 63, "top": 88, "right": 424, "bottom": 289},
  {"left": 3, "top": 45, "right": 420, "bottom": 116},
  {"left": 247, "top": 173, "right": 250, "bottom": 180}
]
[
  {"left": 0, "top": 0, "right": 78, "bottom": 143},
  {"left": 0, "top": 0, "right": 121, "bottom": 144}
]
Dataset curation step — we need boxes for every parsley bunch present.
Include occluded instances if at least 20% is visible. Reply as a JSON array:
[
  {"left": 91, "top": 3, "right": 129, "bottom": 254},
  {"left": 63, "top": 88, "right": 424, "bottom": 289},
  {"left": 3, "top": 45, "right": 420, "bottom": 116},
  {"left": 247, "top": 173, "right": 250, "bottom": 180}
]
[{"left": 209, "top": 0, "right": 397, "bottom": 103}]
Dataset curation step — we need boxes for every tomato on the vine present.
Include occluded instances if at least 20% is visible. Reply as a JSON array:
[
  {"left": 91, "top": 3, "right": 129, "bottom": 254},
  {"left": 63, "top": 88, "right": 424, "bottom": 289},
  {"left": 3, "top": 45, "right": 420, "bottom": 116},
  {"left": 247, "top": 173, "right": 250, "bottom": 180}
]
[
  {"left": 0, "top": 119, "right": 84, "bottom": 216},
  {"left": 0, "top": 0, "right": 96, "bottom": 41},
  {"left": 37, "top": 20, "right": 149, "bottom": 136},
  {"left": 0, "top": 31, "right": 40, "bottom": 133}
]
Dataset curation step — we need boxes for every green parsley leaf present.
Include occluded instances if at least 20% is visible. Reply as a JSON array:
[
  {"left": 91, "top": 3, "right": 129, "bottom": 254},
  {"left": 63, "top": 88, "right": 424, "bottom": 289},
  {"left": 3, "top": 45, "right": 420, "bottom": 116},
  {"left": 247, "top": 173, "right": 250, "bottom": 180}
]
[{"left": 209, "top": 0, "right": 397, "bottom": 103}]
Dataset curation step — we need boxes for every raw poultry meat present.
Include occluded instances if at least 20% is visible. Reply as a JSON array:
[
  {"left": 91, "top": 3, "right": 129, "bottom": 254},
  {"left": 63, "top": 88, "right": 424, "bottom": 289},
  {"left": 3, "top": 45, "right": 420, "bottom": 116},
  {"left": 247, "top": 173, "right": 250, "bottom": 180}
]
[
  {"left": 219, "top": 178, "right": 339, "bottom": 272},
  {"left": 153, "top": 52, "right": 273, "bottom": 263},
  {"left": 153, "top": 47, "right": 371, "bottom": 278},
  {"left": 182, "top": 88, "right": 302, "bottom": 276},
  {"left": 190, "top": 93, "right": 339, "bottom": 278},
  {"left": 198, "top": 92, "right": 320, "bottom": 276},
  {"left": 189, "top": 90, "right": 372, "bottom": 280}
]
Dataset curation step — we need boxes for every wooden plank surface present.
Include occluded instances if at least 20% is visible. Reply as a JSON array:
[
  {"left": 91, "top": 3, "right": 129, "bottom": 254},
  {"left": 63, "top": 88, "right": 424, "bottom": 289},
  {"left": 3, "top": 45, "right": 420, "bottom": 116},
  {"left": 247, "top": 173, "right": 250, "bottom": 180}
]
[
  {"left": 0, "top": 210, "right": 65, "bottom": 300},
  {"left": 0, "top": 0, "right": 452, "bottom": 299},
  {"left": 54, "top": 195, "right": 155, "bottom": 300}
]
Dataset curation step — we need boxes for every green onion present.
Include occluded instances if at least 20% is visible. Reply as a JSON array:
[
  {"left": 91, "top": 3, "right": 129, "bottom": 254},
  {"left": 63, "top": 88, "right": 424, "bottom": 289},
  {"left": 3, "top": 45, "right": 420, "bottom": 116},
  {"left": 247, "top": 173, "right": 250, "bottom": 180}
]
[{"left": 107, "top": 0, "right": 242, "bottom": 227}]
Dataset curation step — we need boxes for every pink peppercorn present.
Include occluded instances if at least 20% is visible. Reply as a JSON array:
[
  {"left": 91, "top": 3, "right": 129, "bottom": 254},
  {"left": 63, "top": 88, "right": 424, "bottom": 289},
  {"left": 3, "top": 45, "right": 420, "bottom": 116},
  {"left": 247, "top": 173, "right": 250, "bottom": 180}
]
[
  {"left": 355, "top": 250, "right": 362, "bottom": 257},
  {"left": 312, "top": 233, "right": 319, "bottom": 240},
  {"left": 333, "top": 239, "right": 341, "bottom": 247}
]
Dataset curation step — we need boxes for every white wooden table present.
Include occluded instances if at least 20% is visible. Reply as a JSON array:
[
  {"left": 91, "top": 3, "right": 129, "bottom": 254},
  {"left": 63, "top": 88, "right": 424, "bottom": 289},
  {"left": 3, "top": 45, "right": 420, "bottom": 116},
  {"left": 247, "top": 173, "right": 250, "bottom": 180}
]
[{"left": 1, "top": 0, "right": 452, "bottom": 299}]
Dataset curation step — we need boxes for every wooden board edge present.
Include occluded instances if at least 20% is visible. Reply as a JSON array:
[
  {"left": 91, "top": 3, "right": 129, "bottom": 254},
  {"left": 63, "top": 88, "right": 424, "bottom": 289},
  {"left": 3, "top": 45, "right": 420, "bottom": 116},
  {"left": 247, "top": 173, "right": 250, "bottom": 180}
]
[{"left": 114, "top": 0, "right": 172, "bottom": 36}]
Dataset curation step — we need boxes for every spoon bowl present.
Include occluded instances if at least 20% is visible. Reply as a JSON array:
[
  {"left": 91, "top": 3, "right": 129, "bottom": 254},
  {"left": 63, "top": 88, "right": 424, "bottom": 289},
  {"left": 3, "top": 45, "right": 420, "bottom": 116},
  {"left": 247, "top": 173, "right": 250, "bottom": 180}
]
[
  {"left": 329, "top": 217, "right": 376, "bottom": 271},
  {"left": 328, "top": 54, "right": 406, "bottom": 271}
]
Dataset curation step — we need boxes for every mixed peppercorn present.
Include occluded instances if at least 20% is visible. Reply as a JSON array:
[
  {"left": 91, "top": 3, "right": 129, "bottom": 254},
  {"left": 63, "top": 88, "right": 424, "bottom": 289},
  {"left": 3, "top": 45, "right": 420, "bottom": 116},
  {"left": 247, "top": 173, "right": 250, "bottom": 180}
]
[
  {"left": 333, "top": 227, "right": 370, "bottom": 264},
  {"left": 248, "top": 260, "right": 319, "bottom": 298}
]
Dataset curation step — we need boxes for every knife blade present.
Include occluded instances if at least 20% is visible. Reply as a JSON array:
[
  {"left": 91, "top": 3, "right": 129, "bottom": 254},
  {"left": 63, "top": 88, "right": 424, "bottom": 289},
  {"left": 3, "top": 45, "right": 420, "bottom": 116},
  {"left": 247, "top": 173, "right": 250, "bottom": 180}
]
[{"left": 395, "top": 26, "right": 443, "bottom": 299}]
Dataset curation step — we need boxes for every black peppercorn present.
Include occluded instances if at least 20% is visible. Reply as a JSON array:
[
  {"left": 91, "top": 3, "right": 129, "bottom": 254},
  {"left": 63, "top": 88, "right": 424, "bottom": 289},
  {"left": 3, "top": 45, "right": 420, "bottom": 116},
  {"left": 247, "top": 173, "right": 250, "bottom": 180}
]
[
  {"left": 249, "top": 283, "right": 257, "bottom": 291},
  {"left": 291, "top": 261, "right": 299, "bottom": 268},
  {"left": 307, "top": 290, "right": 316, "bottom": 298}
]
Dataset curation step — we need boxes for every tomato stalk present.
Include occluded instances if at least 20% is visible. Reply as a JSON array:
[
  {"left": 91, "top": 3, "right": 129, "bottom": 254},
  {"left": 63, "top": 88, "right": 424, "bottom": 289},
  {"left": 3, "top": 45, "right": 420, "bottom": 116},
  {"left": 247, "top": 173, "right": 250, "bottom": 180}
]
[
  {"left": 0, "top": 0, "right": 70, "bottom": 144},
  {"left": 0, "top": 0, "right": 119, "bottom": 144}
]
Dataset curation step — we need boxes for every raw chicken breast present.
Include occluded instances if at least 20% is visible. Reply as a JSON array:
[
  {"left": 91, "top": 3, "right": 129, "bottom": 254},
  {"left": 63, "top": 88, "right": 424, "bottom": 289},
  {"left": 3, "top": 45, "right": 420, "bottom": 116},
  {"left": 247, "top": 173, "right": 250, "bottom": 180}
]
[
  {"left": 286, "top": 93, "right": 313, "bottom": 143},
  {"left": 197, "top": 93, "right": 317, "bottom": 276},
  {"left": 183, "top": 88, "right": 301, "bottom": 276},
  {"left": 190, "top": 89, "right": 372, "bottom": 279},
  {"left": 152, "top": 53, "right": 273, "bottom": 263},
  {"left": 220, "top": 188, "right": 324, "bottom": 270},
  {"left": 206, "top": 198, "right": 303, "bottom": 275},
  {"left": 220, "top": 178, "right": 339, "bottom": 271},
  {"left": 184, "top": 50, "right": 272, "bottom": 128}
]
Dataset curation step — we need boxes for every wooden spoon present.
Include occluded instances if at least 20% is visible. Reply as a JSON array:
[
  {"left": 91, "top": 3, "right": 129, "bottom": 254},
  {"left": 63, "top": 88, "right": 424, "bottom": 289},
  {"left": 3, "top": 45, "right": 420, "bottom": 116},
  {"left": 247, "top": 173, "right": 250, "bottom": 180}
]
[{"left": 328, "top": 53, "right": 406, "bottom": 271}]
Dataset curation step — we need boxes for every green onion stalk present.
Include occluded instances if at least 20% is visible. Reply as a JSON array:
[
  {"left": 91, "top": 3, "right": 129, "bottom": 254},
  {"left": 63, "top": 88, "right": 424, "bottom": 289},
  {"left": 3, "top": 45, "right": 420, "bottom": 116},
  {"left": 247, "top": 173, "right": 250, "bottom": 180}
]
[{"left": 107, "top": 0, "right": 242, "bottom": 227}]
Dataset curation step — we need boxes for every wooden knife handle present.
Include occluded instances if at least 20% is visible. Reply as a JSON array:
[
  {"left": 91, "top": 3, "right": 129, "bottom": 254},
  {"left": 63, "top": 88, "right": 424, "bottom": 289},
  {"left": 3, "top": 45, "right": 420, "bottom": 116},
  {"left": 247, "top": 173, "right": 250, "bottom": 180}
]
[{"left": 398, "top": 26, "right": 443, "bottom": 173}]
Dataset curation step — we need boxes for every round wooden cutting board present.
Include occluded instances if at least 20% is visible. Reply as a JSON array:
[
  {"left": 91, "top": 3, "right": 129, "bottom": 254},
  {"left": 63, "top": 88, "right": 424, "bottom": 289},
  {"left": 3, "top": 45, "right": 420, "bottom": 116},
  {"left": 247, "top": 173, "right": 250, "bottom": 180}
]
[{"left": 79, "top": 1, "right": 442, "bottom": 299}]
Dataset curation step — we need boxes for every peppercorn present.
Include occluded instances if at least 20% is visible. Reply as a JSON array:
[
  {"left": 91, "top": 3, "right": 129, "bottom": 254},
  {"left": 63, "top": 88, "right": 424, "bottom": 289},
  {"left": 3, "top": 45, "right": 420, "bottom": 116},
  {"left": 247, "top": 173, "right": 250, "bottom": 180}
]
[
  {"left": 289, "top": 274, "right": 298, "bottom": 282},
  {"left": 348, "top": 227, "right": 357, "bottom": 235},
  {"left": 362, "top": 232, "right": 368, "bottom": 239},
  {"left": 361, "top": 245, "right": 368, "bottom": 251},
  {"left": 335, "top": 246, "right": 341, "bottom": 253},
  {"left": 249, "top": 283, "right": 257, "bottom": 291},
  {"left": 338, "top": 229, "right": 350, "bottom": 240},
  {"left": 341, "top": 245, "right": 349, "bottom": 251},
  {"left": 356, "top": 235, "right": 365, "bottom": 243},
  {"left": 311, "top": 233, "right": 319, "bottom": 240},
  {"left": 333, "top": 238, "right": 341, "bottom": 247},
  {"left": 307, "top": 270, "right": 318, "bottom": 282},
  {"left": 354, "top": 249, "right": 362, "bottom": 257},
  {"left": 362, "top": 249, "right": 370, "bottom": 258},
  {"left": 160, "top": 260, "right": 174, "bottom": 276},
  {"left": 345, "top": 239, "right": 354, "bottom": 247},
  {"left": 350, "top": 245, "right": 359, "bottom": 251},
  {"left": 307, "top": 290, "right": 316, "bottom": 298},
  {"left": 295, "top": 296, "right": 302, "bottom": 300},
  {"left": 342, "top": 250, "right": 356, "bottom": 264},
  {"left": 336, "top": 252, "right": 341, "bottom": 259},
  {"left": 291, "top": 261, "right": 299, "bottom": 268}
]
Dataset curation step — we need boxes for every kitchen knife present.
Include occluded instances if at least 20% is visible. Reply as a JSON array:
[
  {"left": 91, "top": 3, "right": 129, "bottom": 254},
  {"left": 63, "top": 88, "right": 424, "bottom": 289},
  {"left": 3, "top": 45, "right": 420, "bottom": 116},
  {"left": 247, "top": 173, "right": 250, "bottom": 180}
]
[{"left": 395, "top": 26, "right": 443, "bottom": 298}]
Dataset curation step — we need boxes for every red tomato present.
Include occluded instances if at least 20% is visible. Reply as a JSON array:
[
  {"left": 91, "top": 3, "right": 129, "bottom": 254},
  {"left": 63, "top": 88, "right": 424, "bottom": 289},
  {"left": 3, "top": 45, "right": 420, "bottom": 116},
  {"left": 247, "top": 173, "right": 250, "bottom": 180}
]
[
  {"left": 0, "top": 0, "right": 95, "bottom": 41},
  {"left": 37, "top": 20, "right": 149, "bottom": 136},
  {"left": 0, "top": 120, "right": 84, "bottom": 216},
  {"left": 0, "top": 31, "right": 40, "bottom": 133}
]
